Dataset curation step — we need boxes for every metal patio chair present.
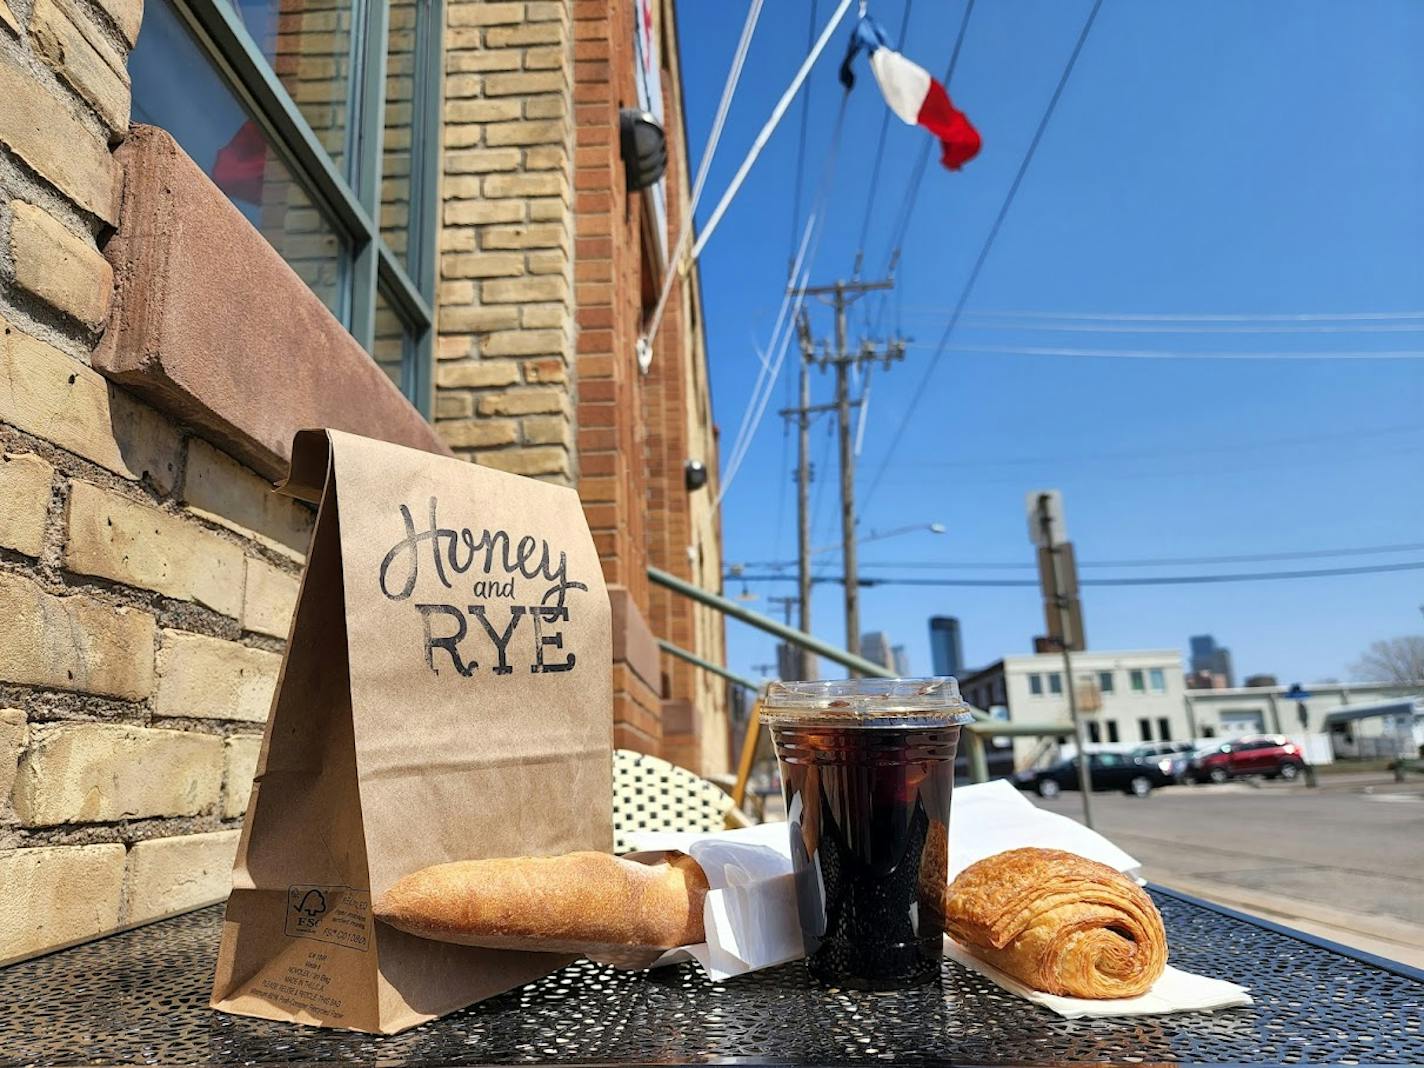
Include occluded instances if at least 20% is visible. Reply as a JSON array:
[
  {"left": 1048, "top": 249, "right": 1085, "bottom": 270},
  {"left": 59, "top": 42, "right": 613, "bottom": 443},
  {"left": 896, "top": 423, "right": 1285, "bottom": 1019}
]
[{"left": 612, "top": 748, "right": 752, "bottom": 854}]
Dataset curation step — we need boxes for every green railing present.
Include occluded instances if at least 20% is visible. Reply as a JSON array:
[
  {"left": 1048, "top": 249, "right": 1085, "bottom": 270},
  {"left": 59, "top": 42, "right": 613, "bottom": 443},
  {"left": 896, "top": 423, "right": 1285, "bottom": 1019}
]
[{"left": 649, "top": 567, "right": 1079, "bottom": 784}]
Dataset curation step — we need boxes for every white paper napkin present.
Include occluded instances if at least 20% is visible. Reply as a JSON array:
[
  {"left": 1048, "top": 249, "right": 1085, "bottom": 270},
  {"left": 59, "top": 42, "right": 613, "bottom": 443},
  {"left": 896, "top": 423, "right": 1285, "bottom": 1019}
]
[
  {"left": 946, "top": 779, "right": 1142, "bottom": 880},
  {"left": 624, "top": 782, "right": 1251, "bottom": 1013},
  {"left": 943, "top": 938, "right": 1254, "bottom": 1018},
  {"left": 625, "top": 821, "right": 803, "bottom": 980}
]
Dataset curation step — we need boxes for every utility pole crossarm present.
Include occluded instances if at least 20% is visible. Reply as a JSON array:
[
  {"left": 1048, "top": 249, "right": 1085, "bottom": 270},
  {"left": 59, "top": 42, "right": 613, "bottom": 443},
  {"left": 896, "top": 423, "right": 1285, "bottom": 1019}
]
[{"left": 788, "top": 279, "right": 895, "bottom": 298}]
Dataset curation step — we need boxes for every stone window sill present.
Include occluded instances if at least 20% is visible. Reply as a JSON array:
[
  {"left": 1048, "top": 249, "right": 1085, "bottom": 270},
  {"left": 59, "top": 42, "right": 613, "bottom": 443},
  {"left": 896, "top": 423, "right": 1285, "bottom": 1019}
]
[{"left": 95, "top": 125, "right": 450, "bottom": 483}]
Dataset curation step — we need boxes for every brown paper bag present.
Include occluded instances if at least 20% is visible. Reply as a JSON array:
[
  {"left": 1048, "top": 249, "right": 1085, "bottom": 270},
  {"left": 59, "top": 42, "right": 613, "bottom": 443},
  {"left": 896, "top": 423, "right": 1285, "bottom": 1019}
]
[{"left": 211, "top": 429, "right": 612, "bottom": 1034}]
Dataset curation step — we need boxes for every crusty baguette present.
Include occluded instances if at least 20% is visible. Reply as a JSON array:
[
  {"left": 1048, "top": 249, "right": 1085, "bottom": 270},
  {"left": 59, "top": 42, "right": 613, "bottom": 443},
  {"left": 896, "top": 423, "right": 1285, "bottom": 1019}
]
[{"left": 375, "top": 851, "right": 709, "bottom": 952}]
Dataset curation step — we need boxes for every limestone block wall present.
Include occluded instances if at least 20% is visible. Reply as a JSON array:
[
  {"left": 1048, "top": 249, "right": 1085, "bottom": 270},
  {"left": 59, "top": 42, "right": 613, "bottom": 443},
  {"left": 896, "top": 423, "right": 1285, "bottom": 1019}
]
[
  {"left": 433, "top": 0, "right": 577, "bottom": 483},
  {"left": 0, "top": 0, "right": 306, "bottom": 964}
]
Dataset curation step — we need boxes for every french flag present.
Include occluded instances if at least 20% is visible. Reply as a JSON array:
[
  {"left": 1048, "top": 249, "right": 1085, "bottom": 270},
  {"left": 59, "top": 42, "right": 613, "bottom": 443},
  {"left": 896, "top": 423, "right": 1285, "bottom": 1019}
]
[{"left": 840, "top": 17, "right": 981, "bottom": 171}]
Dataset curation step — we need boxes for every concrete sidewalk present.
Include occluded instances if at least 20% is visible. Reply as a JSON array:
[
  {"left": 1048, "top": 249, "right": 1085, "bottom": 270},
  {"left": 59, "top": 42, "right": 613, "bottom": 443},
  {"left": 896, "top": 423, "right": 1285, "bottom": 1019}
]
[{"left": 1047, "top": 778, "right": 1424, "bottom": 969}]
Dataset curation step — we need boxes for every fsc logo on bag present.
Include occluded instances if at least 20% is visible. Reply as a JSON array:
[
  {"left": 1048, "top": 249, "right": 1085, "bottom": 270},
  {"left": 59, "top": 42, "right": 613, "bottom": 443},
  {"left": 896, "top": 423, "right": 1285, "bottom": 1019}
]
[{"left": 285, "top": 885, "right": 371, "bottom": 951}]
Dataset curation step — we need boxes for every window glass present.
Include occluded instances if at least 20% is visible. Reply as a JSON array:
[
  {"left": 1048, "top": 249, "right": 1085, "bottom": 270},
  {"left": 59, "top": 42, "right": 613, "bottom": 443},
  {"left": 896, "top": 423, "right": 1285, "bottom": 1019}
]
[
  {"left": 1086, "top": 721, "right": 1101, "bottom": 743},
  {"left": 373, "top": 288, "right": 412, "bottom": 390},
  {"left": 381, "top": 0, "right": 418, "bottom": 264},
  {"left": 1028, "top": 673, "right": 1042, "bottom": 696},
  {"left": 1158, "top": 717, "right": 1172, "bottom": 740},
  {"left": 130, "top": 0, "right": 347, "bottom": 317},
  {"left": 1149, "top": 668, "right": 1166, "bottom": 693},
  {"left": 1047, "top": 673, "right": 1063, "bottom": 695},
  {"left": 1098, "top": 670, "right": 1114, "bottom": 693},
  {"left": 225, "top": 0, "right": 354, "bottom": 170},
  {"left": 1106, "top": 720, "right": 1120, "bottom": 743},
  {"left": 1129, "top": 669, "right": 1146, "bottom": 692},
  {"left": 1097, "top": 750, "right": 1121, "bottom": 765},
  {"left": 1138, "top": 717, "right": 1152, "bottom": 741}
]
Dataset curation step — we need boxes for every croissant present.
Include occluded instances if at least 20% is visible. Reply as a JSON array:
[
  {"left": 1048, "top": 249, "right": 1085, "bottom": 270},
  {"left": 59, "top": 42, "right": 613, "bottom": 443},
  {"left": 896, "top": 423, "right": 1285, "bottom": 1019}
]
[{"left": 943, "top": 847, "right": 1167, "bottom": 998}]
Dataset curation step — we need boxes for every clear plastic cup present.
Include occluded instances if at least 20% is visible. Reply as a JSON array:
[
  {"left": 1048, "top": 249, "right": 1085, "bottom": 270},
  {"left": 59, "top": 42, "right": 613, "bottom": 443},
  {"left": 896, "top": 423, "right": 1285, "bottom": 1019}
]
[{"left": 761, "top": 677, "right": 971, "bottom": 990}]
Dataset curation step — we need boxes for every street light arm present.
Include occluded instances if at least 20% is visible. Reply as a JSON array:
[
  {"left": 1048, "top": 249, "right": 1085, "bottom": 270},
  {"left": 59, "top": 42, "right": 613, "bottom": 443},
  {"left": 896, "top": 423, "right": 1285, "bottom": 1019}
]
[{"left": 807, "top": 521, "right": 946, "bottom": 557}]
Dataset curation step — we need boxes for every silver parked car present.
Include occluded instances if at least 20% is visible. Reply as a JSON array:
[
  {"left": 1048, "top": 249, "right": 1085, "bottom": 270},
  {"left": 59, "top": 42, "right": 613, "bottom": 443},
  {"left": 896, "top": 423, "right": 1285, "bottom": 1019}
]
[{"left": 1129, "top": 741, "right": 1197, "bottom": 782}]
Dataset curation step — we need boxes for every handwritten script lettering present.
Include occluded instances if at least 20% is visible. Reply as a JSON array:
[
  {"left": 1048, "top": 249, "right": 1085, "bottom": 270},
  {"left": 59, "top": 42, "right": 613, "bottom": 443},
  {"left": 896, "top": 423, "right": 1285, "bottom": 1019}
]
[
  {"left": 379, "top": 497, "right": 586, "bottom": 606},
  {"left": 380, "top": 497, "right": 586, "bottom": 678}
]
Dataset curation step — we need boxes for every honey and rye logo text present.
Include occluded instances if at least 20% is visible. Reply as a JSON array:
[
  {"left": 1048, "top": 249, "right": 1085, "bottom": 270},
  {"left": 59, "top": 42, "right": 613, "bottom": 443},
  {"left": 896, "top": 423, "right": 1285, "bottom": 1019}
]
[{"left": 378, "top": 498, "right": 587, "bottom": 677}]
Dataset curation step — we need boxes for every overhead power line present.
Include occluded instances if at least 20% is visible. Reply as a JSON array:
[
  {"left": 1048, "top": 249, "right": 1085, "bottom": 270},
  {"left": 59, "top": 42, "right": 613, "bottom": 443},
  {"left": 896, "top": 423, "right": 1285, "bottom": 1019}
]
[
  {"left": 901, "top": 342, "right": 1424, "bottom": 361},
  {"left": 788, "top": 0, "right": 817, "bottom": 269},
  {"left": 863, "top": 0, "right": 1107, "bottom": 512},
  {"left": 898, "top": 422, "right": 1424, "bottom": 470},
  {"left": 737, "top": 539, "right": 1424, "bottom": 573},
  {"left": 896, "top": 314, "right": 1424, "bottom": 335},
  {"left": 879, "top": 0, "right": 978, "bottom": 278},
  {"left": 948, "top": 309, "right": 1424, "bottom": 323},
  {"left": 728, "top": 559, "right": 1424, "bottom": 588},
  {"left": 852, "top": 0, "right": 916, "bottom": 277},
  {"left": 717, "top": 93, "right": 852, "bottom": 506}
]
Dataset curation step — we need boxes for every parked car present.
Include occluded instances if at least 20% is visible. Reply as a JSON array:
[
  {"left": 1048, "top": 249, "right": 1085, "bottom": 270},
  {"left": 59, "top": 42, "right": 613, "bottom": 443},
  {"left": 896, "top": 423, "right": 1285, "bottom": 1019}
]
[
  {"left": 1130, "top": 741, "right": 1197, "bottom": 781},
  {"left": 1131, "top": 741, "right": 1196, "bottom": 762},
  {"left": 1020, "top": 752, "right": 1172, "bottom": 798},
  {"left": 1187, "top": 736, "right": 1306, "bottom": 783}
]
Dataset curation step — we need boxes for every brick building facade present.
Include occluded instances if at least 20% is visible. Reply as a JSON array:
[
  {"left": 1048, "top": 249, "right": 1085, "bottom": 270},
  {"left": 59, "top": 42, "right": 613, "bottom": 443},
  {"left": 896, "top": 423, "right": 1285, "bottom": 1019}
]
[{"left": 0, "top": 0, "right": 726, "bottom": 964}]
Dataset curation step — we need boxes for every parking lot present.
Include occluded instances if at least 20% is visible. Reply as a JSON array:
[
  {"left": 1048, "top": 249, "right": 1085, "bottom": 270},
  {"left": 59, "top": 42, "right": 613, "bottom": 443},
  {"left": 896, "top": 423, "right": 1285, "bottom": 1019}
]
[{"left": 1037, "top": 772, "right": 1424, "bottom": 967}]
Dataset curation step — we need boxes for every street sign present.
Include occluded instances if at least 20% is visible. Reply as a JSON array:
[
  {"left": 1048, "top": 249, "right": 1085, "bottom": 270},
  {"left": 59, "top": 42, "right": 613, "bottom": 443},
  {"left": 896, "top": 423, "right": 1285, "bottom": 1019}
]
[
  {"left": 1286, "top": 683, "right": 1312, "bottom": 730},
  {"left": 1036, "top": 543, "right": 1086, "bottom": 651},
  {"left": 1027, "top": 489, "right": 1066, "bottom": 547}
]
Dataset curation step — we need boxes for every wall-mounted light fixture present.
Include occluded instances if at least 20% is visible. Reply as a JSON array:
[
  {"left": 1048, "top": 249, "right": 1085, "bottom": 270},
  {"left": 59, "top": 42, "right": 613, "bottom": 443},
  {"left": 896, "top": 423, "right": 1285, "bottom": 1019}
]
[
  {"left": 684, "top": 459, "right": 708, "bottom": 492},
  {"left": 619, "top": 107, "right": 667, "bottom": 192}
]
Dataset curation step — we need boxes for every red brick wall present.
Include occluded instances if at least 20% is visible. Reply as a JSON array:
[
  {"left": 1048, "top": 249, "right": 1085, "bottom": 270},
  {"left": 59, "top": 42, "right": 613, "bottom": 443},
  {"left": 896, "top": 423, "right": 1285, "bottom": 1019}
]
[{"left": 572, "top": 0, "right": 657, "bottom": 753}]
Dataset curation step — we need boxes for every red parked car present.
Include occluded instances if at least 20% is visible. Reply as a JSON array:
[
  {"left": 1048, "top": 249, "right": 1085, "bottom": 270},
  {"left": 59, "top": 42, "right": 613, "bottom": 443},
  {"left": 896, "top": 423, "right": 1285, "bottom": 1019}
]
[{"left": 1188, "top": 736, "right": 1307, "bottom": 783}]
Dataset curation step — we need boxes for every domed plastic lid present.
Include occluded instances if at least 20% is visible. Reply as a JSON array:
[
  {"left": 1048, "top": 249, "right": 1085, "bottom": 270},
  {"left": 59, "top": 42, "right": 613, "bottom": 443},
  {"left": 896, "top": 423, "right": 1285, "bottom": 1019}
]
[{"left": 760, "top": 677, "right": 973, "bottom": 729}]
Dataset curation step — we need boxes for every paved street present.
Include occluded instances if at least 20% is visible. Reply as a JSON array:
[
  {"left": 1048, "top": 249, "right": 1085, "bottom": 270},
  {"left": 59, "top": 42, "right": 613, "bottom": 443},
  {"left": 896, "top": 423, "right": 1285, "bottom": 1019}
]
[{"left": 1034, "top": 774, "right": 1424, "bottom": 968}]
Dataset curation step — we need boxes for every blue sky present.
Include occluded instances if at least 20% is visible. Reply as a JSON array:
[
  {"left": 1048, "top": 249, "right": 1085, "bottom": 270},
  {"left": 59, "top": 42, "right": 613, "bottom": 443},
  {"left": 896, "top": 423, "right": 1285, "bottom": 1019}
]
[{"left": 675, "top": 1, "right": 1424, "bottom": 686}]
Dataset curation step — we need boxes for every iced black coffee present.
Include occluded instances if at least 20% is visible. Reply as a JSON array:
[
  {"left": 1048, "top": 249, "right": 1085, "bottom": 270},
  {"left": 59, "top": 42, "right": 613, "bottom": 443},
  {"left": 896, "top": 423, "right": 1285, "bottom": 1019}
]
[{"left": 762, "top": 679, "right": 969, "bottom": 990}]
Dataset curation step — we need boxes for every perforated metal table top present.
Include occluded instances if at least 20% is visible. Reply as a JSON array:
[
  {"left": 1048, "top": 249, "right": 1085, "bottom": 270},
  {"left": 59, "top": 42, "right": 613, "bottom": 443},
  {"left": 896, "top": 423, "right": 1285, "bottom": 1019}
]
[{"left": 2, "top": 889, "right": 1421, "bottom": 1066}]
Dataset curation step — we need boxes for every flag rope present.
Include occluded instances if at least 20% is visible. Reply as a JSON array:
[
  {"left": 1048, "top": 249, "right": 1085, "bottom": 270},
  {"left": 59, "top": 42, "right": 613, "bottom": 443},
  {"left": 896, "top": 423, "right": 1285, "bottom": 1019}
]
[
  {"left": 638, "top": 0, "right": 855, "bottom": 371},
  {"left": 634, "top": 0, "right": 763, "bottom": 372}
]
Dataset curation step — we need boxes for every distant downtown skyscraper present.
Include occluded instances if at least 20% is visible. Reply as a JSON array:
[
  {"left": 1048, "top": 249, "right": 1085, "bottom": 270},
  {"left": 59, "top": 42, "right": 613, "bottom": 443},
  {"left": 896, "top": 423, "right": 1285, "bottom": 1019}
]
[
  {"left": 1189, "top": 634, "right": 1235, "bottom": 687},
  {"left": 891, "top": 645, "right": 910, "bottom": 677},
  {"left": 861, "top": 632, "right": 911, "bottom": 676},
  {"left": 861, "top": 632, "right": 894, "bottom": 672},
  {"left": 929, "top": 616, "right": 964, "bottom": 678}
]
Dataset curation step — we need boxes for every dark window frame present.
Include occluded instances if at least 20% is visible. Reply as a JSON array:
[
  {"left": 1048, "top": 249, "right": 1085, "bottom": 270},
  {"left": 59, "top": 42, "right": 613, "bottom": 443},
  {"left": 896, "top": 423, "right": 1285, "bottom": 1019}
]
[{"left": 155, "top": 0, "right": 441, "bottom": 416}]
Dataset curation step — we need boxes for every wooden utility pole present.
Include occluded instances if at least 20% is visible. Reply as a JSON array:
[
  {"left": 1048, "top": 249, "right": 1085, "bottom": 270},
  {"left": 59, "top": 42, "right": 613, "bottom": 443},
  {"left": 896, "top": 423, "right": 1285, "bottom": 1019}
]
[
  {"left": 790, "top": 278, "right": 903, "bottom": 662},
  {"left": 778, "top": 309, "right": 835, "bottom": 680},
  {"left": 795, "top": 312, "right": 814, "bottom": 678}
]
